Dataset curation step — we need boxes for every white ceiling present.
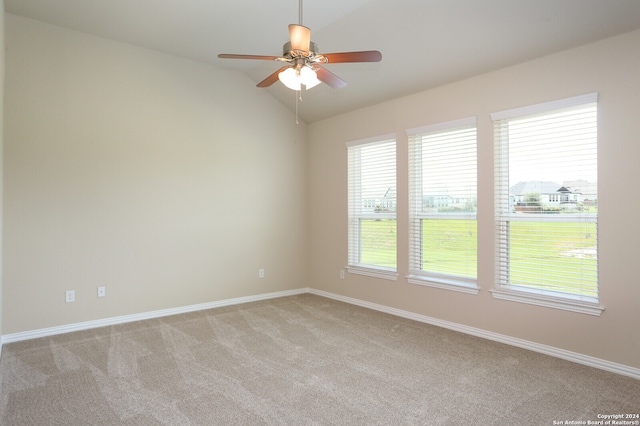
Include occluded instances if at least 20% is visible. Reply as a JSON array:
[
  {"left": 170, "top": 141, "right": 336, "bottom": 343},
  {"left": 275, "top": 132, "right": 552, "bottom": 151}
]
[{"left": 6, "top": 0, "right": 640, "bottom": 123}]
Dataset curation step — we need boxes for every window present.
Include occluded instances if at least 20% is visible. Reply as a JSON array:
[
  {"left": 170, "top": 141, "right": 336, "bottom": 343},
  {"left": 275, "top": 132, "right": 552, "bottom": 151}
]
[
  {"left": 407, "top": 118, "right": 478, "bottom": 293},
  {"left": 347, "top": 136, "right": 397, "bottom": 279},
  {"left": 492, "top": 93, "right": 602, "bottom": 315}
]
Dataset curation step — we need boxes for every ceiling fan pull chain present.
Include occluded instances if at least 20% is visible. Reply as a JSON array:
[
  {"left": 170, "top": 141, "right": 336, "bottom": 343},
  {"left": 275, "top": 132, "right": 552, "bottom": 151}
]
[{"left": 296, "top": 90, "right": 300, "bottom": 125}]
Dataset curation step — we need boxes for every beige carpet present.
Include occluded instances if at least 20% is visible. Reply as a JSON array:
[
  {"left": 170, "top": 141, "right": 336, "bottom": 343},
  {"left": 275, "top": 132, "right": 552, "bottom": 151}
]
[{"left": 0, "top": 294, "right": 638, "bottom": 425}]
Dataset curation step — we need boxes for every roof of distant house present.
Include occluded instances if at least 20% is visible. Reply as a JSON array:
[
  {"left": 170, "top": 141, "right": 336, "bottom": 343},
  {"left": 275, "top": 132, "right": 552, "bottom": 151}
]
[{"left": 510, "top": 181, "right": 561, "bottom": 195}]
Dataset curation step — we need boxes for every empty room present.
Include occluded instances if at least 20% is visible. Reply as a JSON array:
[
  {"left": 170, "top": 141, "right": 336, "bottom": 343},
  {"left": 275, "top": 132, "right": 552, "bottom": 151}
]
[{"left": 1, "top": 0, "right": 639, "bottom": 424}]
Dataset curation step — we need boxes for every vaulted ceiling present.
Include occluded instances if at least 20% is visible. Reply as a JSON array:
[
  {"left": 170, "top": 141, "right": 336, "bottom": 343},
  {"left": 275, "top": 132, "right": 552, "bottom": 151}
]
[{"left": 6, "top": 0, "right": 640, "bottom": 123}]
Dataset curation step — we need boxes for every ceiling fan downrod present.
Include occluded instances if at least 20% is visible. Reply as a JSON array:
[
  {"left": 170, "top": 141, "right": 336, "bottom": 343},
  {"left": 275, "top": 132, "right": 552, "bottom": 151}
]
[{"left": 299, "top": 0, "right": 303, "bottom": 26}]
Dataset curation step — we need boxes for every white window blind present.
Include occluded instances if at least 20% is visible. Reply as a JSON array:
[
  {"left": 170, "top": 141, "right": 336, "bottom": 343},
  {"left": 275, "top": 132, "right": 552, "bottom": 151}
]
[
  {"left": 347, "top": 137, "right": 397, "bottom": 275},
  {"left": 492, "top": 94, "right": 598, "bottom": 306},
  {"left": 407, "top": 118, "right": 477, "bottom": 291}
]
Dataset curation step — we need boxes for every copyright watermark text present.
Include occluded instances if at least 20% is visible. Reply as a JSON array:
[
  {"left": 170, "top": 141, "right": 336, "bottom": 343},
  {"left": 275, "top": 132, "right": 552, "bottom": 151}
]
[{"left": 553, "top": 414, "right": 640, "bottom": 425}]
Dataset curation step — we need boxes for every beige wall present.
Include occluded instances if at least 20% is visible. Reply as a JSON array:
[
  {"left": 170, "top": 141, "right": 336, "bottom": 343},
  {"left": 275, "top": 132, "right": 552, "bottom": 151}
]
[
  {"left": 2, "top": 14, "right": 308, "bottom": 334},
  {"left": 308, "top": 29, "right": 640, "bottom": 369}
]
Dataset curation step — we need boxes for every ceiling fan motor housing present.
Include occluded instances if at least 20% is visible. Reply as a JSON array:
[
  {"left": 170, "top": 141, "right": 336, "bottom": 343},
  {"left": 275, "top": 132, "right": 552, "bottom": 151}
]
[{"left": 283, "top": 41, "right": 319, "bottom": 57}]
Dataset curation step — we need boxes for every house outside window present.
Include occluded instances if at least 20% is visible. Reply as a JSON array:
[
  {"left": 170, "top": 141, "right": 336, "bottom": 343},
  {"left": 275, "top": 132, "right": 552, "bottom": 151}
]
[
  {"left": 407, "top": 118, "right": 478, "bottom": 294},
  {"left": 491, "top": 93, "right": 602, "bottom": 315},
  {"left": 347, "top": 136, "right": 397, "bottom": 280}
]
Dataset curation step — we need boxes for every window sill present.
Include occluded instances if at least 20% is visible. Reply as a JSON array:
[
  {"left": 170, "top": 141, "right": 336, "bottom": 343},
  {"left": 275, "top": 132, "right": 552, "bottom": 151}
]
[
  {"left": 347, "top": 266, "right": 398, "bottom": 281},
  {"left": 490, "top": 287, "right": 604, "bottom": 316},
  {"left": 407, "top": 274, "right": 479, "bottom": 295}
]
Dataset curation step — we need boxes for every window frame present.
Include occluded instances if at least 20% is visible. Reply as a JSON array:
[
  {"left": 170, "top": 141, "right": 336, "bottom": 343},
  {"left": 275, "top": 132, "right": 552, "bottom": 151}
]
[
  {"left": 346, "top": 135, "right": 398, "bottom": 281},
  {"left": 406, "top": 117, "right": 479, "bottom": 295},
  {"left": 491, "top": 93, "right": 604, "bottom": 315}
]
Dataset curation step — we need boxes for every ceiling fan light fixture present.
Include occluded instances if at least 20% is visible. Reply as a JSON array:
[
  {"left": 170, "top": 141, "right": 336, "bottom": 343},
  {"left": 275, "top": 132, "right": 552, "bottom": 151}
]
[
  {"left": 278, "top": 66, "right": 320, "bottom": 91},
  {"left": 278, "top": 67, "right": 302, "bottom": 90},
  {"left": 300, "top": 66, "right": 321, "bottom": 89}
]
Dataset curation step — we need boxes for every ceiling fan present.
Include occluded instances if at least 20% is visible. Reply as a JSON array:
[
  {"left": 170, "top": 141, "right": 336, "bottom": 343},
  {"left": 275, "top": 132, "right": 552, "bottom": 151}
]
[{"left": 217, "top": 0, "right": 382, "bottom": 91}]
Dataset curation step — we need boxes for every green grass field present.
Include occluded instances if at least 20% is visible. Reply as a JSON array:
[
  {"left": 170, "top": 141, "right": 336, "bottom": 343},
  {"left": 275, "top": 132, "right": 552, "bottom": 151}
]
[
  {"left": 359, "top": 218, "right": 597, "bottom": 296},
  {"left": 420, "top": 219, "right": 477, "bottom": 278},
  {"left": 359, "top": 219, "right": 397, "bottom": 268},
  {"left": 507, "top": 221, "right": 597, "bottom": 296}
]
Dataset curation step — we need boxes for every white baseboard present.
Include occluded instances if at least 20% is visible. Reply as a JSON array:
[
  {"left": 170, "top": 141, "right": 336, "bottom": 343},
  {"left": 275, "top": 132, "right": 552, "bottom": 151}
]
[
  {"left": 1, "top": 288, "right": 308, "bottom": 344},
  {"left": 2, "top": 287, "right": 638, "bottom": 381},
  {"left": 308, "top": 288, "right": 640, "bottom": 381}
]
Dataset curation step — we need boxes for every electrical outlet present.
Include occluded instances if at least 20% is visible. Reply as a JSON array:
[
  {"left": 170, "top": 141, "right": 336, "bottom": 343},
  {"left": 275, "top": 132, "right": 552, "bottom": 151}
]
[
  {"left": 340, "top": 269, "right": 345, "bottom": 279},
  {"left": 97, "top": 286, "right": 106, "bottom": 298},
  {"left": 259, "top": 269, "right": 265, "bottom": 278},
  {"left": 65, "top": 290, "right": 75, "bottom": 303}
]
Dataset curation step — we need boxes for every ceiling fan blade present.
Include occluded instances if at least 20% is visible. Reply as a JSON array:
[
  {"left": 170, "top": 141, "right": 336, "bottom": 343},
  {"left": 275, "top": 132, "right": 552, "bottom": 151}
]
[
  {"left": 289, "top": 24, "right": 311, "bottom": 52},
  {"left": 315, "top": 66, "right": 347, "bottom": 89},
  {"left": 218, "top": 54, "right": 281, "bottom": 61},
  {"left": 257, "top": 66, "right": 291, "bottom": 88},
  {"left": 322, "top": 51, "right": 382, "bottom": 63}
]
